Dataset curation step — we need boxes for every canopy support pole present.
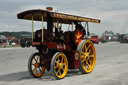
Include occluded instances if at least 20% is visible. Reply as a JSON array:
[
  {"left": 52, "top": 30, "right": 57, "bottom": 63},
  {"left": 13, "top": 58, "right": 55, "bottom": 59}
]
[
  {"left": 86, "top": 22, "right": 90, "bottom": 38},
  {"left": 72, "top": 22, "right": 74, "bottom": 31},
  {"left": 57, "top": 20, "right": 59, "bottom": 31},
  {"left": 68, "top": 24, "right": 70, "bottom": 31},
  {"left": 42, "top": 15, "right": 44, "bottom": 42},
  {"left": 32, "top": 16, "right": 34, "bottom": 42},
  {"left": 84, "top": 22, "right": 87, "bottom": 28}
]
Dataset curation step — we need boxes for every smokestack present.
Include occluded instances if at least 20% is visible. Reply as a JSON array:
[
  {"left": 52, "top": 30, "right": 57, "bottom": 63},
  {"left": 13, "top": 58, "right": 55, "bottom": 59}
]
[{"left": 46, "top": 7, "right": 53, "bottom": 11}]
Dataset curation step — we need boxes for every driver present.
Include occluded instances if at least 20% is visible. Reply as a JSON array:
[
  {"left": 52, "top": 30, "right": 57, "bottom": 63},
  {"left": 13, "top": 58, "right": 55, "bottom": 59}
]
[{"left": 73, "top": 21, "right": 86, "bottom": 35}]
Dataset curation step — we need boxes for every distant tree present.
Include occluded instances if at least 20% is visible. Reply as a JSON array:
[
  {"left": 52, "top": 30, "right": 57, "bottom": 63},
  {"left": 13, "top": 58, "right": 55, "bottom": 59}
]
[
  {"left": 0, "top": 31, "right": 32, "bottom": 38},
  {"left": 105, "top": 30, "right": 109, "bottom": 33}
]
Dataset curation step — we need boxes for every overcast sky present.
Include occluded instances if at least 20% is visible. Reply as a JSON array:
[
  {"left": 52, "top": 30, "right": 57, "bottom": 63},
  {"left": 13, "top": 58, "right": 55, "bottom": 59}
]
[{"left": 0, "top": 0, "right": 128, "bottom": 35}]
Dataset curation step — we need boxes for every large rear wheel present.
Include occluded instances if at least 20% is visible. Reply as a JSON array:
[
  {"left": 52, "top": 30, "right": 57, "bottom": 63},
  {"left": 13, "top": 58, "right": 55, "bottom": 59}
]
[
  {"left": 28, "top": 52, "right": 45, "bottom": 78},
  {"left": 77, "top": 40, "right": 96, "bottom": 74},
  {"left": 51, "top": 52, "right": 68, "bottom": 79}
]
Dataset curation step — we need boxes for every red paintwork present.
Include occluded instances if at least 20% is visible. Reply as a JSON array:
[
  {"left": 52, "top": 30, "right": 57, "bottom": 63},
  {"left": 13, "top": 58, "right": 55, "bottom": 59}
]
[
  {"left": 65, "top": 50, "right": 79, "bottom": 69},
  {"left": 74, "top": 51, "right": 79, "bottom": 68},
  {"left": 43, "top": 42, "right": 66, "bottom": 52},
  {"left": 32, "top": 40, "right": 79, "bottom": 69},
  {"left": 56, "top": 44, "right": 65, "bottom": 52},
  {"left": 32, "top": 29, "right": 84, "bottom": 69},
  {"left": 65, "top": 45, "right": 71, "bottom": 51},
  {"left": 64, "top": 31, "right": 72, "bottom": 44},
  {"left": 43, "top": 42, "right": 57, "bottom": 48},
  {"left": 32, "top": 42, "right": 41, "bottom": 45}
]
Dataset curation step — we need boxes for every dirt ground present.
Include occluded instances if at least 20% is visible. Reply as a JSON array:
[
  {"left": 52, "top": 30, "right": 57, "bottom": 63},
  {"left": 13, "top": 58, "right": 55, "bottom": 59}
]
[{"left": 0, "top": 42, "right": 128, "bottom": 85}]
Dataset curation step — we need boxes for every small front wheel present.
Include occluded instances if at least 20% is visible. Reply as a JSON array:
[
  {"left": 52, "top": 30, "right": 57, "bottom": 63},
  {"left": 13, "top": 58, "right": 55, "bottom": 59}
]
[
  {"left": 51, "top": 52, "right": 68, "bottom": 79},
  {"left": 28, "top": 52, "right": 45, "bottom": 78}
]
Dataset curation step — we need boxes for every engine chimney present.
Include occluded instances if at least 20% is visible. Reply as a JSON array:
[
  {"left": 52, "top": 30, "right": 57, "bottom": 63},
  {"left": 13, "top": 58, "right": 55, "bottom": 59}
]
[{"left": 46, "top": 7, "right": 53, "bottom": 11}]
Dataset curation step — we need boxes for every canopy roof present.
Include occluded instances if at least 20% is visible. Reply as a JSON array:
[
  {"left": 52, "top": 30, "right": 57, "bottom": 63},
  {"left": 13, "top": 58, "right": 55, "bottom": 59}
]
[{"left": 17, "top": 9, "right": 101, "bottom": 24}]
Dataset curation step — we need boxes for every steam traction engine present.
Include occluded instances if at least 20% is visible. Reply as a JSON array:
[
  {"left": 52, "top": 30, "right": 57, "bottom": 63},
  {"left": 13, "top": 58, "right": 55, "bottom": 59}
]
[{"left": 17, "top": 8, "right": 100, "bottom": 79}]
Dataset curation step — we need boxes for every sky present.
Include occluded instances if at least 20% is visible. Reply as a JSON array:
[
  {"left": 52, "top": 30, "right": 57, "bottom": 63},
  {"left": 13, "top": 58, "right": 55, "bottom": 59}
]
[{"left": 0, "top": 0, "right": 128, "bottom": 36}]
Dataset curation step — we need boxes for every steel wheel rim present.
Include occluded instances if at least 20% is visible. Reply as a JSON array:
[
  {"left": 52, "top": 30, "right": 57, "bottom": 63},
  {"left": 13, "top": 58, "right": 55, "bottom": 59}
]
[
  {"left": 80, "top": 40, "right": 96, "bottom": 73},
  {"left": 54, "top": 53, "right": 68, "bottom": 79},
  {"left": 31, "top": 54, "right": 45, "bottom": 77}
]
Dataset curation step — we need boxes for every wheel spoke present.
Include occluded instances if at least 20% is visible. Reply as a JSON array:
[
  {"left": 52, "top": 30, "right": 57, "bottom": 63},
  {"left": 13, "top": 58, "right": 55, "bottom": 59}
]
[
  {"left": 59, "top": 71, "right": 61, "bottom": 75},
  {"left": 55, "top": 61, "right": 59, "bottom": 66},
  {"left": 54, "top": 66, "right": 57, "bottom": 69},
  {"left": 56, "top": 56, "right": 59, "bottom": 61},
  {"left": 60, "top": 63, "right": 64, "bottom": 69},
  {"left": 81, "top": 50, "right": 85, "bottom": 55},
  {"left": 87, "top": 64, "right": 92, "bottom": 70},
  {"left": 55, "top": 60, "right": 60, "bottom": 69},
  {"left": 81, "top": 58, "right": 86, "bottom": 63},
  {"left": 62, "top": 63, "right": 65, "bottom": 66},
  {"left": 82, "top": 61, "right": 87, "bottom": 69},
  {"left": 55, "top": 65, "right": 58, "bottom": 69},
  {"left": 55, "top": 60, "right": 58, "bottom": 64},
  {"left": 37, "top": 56, "right": 39, "bottom": 62},
  {"left": 36, "top": 68, "right": 38, "bottom": 74},
  {"left": 56, "top": 69, "right": 60, "bottom": 75},
  {"left": 33, "top": 57, "right": 37, "bottom": 63},
  {"left": 85, "top": 58, "right": 89, "bottom": 66},
  {"left": 32, "top": 63, "right": 35, "bottom": 66},
  {"left": 86, "top": 44, "right": 91, "bottom": 52},
  {"left": 81, "top": 51, "right": 86, "bottom": 59},
  {"left": 82, "top": 44, "right": 86, "bottom": 52},
  {"left": 32, "top": 63, "right": 37, "bottom": 67},
  {"left": 61, "top": 57, "right": 63, "bottom": 63},
  {"left": 89, "top": 56, "right": 94, "bottom": 65},
  {"left": 90, "top": 55, "right": 94, "bottom": 58},
  {"left": 87, "top": 56, "right": 93, "bottom": 70},
  {"left": 38, "top": 55, "right": 40, "bottom": 62},
  {"left": 32, "top": 67, "right": 37, "bottom": 72},
  {"left": 88, "top": 59, "right": 91, "bottom": 65},
  {"left": 88, "top": 50, "right": 91, "bottom": 55},
  {"left": 39, "top": 67, "right": 42, "bottom": 74},
  {"left": 82, "top": 61, "right": 85, "bottom": 66}
]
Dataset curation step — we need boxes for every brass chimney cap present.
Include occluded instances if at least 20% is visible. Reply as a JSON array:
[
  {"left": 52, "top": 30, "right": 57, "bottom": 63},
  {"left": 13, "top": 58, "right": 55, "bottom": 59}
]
[{"left": 46, "top": 7, "right": 53, "bottom": 11}]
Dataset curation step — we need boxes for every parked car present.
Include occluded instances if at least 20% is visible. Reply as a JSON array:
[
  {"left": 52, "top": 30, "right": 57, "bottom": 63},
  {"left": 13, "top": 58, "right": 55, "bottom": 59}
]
[{"left": 88, "top": 34, "right": 99, "bottom": 44}]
